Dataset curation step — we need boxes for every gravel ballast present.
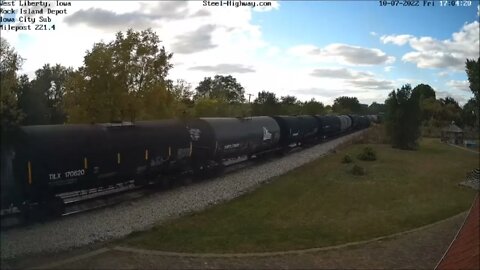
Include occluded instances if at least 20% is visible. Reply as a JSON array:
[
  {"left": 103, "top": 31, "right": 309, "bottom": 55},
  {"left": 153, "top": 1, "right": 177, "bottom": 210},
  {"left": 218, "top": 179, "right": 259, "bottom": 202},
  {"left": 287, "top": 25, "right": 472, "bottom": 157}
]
[{"left": 0, "top": 131, "right": 364, "bottom": 259}]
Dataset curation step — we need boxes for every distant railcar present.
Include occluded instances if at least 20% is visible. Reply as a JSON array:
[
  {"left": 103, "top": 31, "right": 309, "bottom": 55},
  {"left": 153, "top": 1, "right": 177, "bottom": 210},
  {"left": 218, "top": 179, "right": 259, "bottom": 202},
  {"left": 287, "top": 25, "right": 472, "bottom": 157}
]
[
  {"left": 338, "top": 115, "right": 352, "bottom": 133},
  {"left": 314, "top": 115, "right": 341, "bottom": 139},
  {"left": 271, "top": 116, "right": 303, "bottom": 147},
  {"left": 296, "top": 115, "right": 319, "bottom": 143},
  {"left": 186, "top": 117, "right": 281, "bottom": 166}
]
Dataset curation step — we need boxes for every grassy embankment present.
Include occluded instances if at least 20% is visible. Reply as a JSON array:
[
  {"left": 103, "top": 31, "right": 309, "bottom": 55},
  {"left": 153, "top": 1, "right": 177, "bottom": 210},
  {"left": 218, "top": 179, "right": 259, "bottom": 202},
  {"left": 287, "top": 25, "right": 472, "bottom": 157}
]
[{"left": 122, "top": 129, "right": 479, "bottom": 253}]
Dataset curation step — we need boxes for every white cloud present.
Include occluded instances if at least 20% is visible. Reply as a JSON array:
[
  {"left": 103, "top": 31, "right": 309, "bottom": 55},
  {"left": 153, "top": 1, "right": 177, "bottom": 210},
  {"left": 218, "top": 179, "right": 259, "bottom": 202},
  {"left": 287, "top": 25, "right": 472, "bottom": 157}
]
[
  {"left": 381, "top": 21, "right": 479, "bottom": 70},
  {"left": 288, "top": 43, "right": 395, "bottom": 66},
  {"left": 380, "top": 34, "right": 414, "bottom": 46},
  {"left": 310, "top": 68, "right": 373, "bottom": 79},
  {"left": 189, "top": 64, "right": 255, "bottom": 74},
  {"left": 446, "top": 80, "right": 469, "bottom": 92},
  {"left": 370, "top": 31, "right": 378, "bottom": 36},
  {"left": 384, "top": 66, "right": 394, "bottom": 72},
  {"left": 437, "top": 71, "right": 449, "bottom": 78}
]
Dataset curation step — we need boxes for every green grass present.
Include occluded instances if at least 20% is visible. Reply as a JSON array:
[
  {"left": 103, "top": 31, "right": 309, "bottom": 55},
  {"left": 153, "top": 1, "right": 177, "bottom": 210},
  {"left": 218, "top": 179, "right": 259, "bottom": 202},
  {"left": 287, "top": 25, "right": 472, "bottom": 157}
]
[{"left": 122, "top": 138, "right": 478, "bottom": 253}]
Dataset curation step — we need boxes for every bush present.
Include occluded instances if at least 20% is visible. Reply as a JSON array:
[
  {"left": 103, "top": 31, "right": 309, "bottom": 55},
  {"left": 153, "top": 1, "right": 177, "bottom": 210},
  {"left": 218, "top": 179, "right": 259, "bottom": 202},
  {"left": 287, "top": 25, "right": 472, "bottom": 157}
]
[
  {"left": 358, "top": 147, "right": 377, "bottom": 161},
  {"left": 350, "top": 164, "right": 366, "bottom": 176},
  {"left": 342, "top": 155, "right": 353, "bottom": 163}
]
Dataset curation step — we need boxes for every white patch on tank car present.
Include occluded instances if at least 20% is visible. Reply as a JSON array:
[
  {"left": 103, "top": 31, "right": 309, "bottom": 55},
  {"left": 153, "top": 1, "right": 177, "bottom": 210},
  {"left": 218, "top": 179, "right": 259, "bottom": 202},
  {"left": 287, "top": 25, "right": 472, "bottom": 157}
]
[
  {"left": 224, "top": 143, "right": 240, "bottom": 149},
  {"left": 262, "top": 127, "right": 272, "bottom": 141},
  {"left": 49, "top": 173, "right": 62, "bottom": 180},
  {"left": 64, "top": 169, "right": 85, "bottom": 178},
  {"left": 49, "top": 169, "right": 85, "bottom": 181},
  {"left": 150, "top": 156, "right": 166, "bottom": 167},
  {"left": 177, "top": 148, "right": 190, "bottom": 159},
  {"left": 189, "top": 128, "right": 201, "bottom": 141}
]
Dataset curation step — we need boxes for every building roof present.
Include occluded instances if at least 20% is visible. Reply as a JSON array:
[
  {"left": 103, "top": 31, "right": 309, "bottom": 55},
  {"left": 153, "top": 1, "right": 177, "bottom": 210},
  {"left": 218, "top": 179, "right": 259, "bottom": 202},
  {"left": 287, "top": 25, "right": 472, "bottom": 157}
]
[
  {"left": 436, "top": 194, "right": 479, "bottom": 270},
  {"left": 442, "top": 122, "right": 463, "bottom": 133}
]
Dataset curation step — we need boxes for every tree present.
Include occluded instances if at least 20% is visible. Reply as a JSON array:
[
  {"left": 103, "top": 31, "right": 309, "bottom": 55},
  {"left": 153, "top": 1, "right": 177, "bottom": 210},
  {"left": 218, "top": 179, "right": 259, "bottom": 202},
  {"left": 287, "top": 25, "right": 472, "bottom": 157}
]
[
  {"left": 412, "top": 83, "right": 436, "bottom": 101},
  {"left": 194, "top": 98, "right": 228, "bottom": 117},
  {"left": 194, "top": 75, "right": 245, "bottom": 103},
  {"left": 280, "top": 95, "right": 297, "bottom": 105},
  {"left": 368, "top": 102, "right": 386, "bottom": 115},
  {"left": 462, "top": 98, "right": 478, "bottom": 127},
  {"left": 465, "top": 58, "right": 479, "bottom": 129},
  {"left": 438, "top": 96, "right": 462, "bottom": 127},
  {"left": 17, "top": 74, "right": 49, "bottom": 125},
  {"left": 332, "top": 96, "right": 361, "bottom": 114},
  {"left": 412, "top": 84, "right": 436, "bottom": 122},
  {"left": 64, "top": 29, "right": 173, "bottom": 123},
  {"left": 252, "top": 91, "right": 280, "bottom": 116},
  {"left": 385, "top": 84, "right": 421, "bottom": 150},
  {"left": 301, "top": 99, "right": 325, "bottom": 115},
  {"left": 169, "top": 79, "right": 194, "bottom": 118},
  {"left": 170, "top": 79, "right": 193, "bottom": 104},
  {"left": 465, "top": 57, "right": 479, "bottom": 103},
  {"left": 279, "top": 95, "right": 302, "bottom": 115},
  {"left": 19, "top": 64, "right": 71, "bottom": 125},
  {"left": 0, "top": 38, "right": 24, "bottom": 134}
]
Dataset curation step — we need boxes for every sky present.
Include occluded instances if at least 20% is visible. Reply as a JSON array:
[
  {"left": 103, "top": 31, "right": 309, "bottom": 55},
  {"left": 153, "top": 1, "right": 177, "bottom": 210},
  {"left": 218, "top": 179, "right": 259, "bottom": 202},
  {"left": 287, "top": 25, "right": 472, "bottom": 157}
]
[{"left": 1, "top": 0, "right": 479, "bottom": 105}]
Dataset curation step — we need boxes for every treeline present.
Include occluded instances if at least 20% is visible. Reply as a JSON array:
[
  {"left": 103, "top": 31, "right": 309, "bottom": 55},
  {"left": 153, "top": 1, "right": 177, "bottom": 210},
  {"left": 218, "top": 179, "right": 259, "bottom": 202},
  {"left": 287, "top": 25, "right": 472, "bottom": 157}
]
[
  {"left": 385, "top": 58, "right": 479, "bottom": 149},
  {"left": 1, "top": 29, "right": 478, "bottom": 144}
]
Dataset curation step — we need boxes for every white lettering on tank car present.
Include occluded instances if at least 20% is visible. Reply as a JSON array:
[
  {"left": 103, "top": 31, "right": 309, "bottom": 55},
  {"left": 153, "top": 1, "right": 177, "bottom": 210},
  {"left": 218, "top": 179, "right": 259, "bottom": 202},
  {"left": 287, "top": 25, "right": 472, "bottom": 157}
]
[
  {"left": 49, "top": 173, "right": 61, "bottom": 180},
  {"left": 189, "top": 128, "right": 201, "bottom": 141},
  {"left": 262, "top": 127, "right": 272, "bottom": 141},
  {"left": 224, "top": 143, "right": 240, "bottom": 150},
  {"left": 177, "top": 148, "right": 190, "bottom": 159},
  {"left": 223, "top": 143, "right": 240, "bottom": 149},
  {"left": 150, "top": 156, "right": 165, "bottom": 167},
  {"left": 64, "top": 169, "right": 85, "bottom": 178}
]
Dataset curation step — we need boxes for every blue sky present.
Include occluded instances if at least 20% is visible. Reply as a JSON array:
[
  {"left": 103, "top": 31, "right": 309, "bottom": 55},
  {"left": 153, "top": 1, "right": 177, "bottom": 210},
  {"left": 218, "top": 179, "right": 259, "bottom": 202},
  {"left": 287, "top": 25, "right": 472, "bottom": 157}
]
[{"left": 2, "top": 0, "right": 479, "bottom": 105}]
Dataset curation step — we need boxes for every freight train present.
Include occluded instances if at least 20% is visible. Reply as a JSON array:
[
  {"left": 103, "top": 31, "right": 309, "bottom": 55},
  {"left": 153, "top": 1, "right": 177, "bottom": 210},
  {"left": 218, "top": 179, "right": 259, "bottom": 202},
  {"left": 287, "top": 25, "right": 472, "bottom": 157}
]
[{"left": 0, "top": 114, "right": 375, "bottom": 216}]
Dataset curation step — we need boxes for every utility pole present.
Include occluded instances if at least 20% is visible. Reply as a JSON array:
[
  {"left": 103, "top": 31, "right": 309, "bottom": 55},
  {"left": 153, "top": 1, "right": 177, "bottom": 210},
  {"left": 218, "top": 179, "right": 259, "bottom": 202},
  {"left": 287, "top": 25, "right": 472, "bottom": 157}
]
[
  {"left": 247, "top": 93, "right": 254, "bottom": 119},
  {"left": 247, "top": 93, "right": 253, "bottom": 103}
]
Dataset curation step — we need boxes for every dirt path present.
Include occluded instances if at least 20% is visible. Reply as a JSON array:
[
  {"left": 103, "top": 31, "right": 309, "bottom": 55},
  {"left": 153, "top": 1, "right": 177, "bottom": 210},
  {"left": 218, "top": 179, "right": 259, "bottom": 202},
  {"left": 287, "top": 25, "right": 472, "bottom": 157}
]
[{"left": 2, "top": 212, "right": 466, "bottom": 270}]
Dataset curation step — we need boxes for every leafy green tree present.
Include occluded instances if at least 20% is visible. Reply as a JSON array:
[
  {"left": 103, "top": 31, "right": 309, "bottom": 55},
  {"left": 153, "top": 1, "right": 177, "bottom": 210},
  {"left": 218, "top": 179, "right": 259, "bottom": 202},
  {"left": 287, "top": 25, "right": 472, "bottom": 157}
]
[
  {"left": 280, "top": 95, "right": 297, "bottom": 105},
  {"left": 64, "top": 29, "right": 173, "bottom": 123},
  {"left": 385, "top": 84, "right": 421, "bottom": 150},
  {"left": 170, "top": 79, "right": 193, "bottom": 104},
  {"left": 324, "top": 105, "right": 333, "bottom": 114},
  {"left": 412, "top": 84, "right": 436, "bottom": 122},
  {"left": 19, "top": 64, "right": 71, "bottom": 125},
  {"left": 194, "top": 98, "right": 228, "bottom": 117},
  {"left": 332, "top": 96, "right": 361, "bottom": 114},
  {"left": 0, "top": 38, "right": 24, "bottom": 134},
  {"left": 464, "top": 57, "right": 479, "bottom": 129},
  {"left": 367, "top": 102, "right": 386, "bottom": 115},
  {"left": 412, "top": 84, "right": 436, "bottom": 101},
  {"left": 462, "top": 98, "right": 478, "bottom": 128},
  {"left": 465, "top": 57, "right": 479, "bottom": 103},
  {"left": 17, "top": 74, "right": 49, "bottom": 125},
  {"left": 438, "top": 97, "right": 462, "bottom": 127},
  {"left": 194, "top": 75, "right": 245, "bottom": 103},
  {"left": 301, "top": 99, "right": 325, "bottom": 115},
  {"left": 252, "top": 91, "right": 280, "bottom": 116},
  {"left": 279, "top": 95, "right": 302, "bottom": 115},
  {"left": 169, "top": 79, "right": 194, "bottom": 118}
]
